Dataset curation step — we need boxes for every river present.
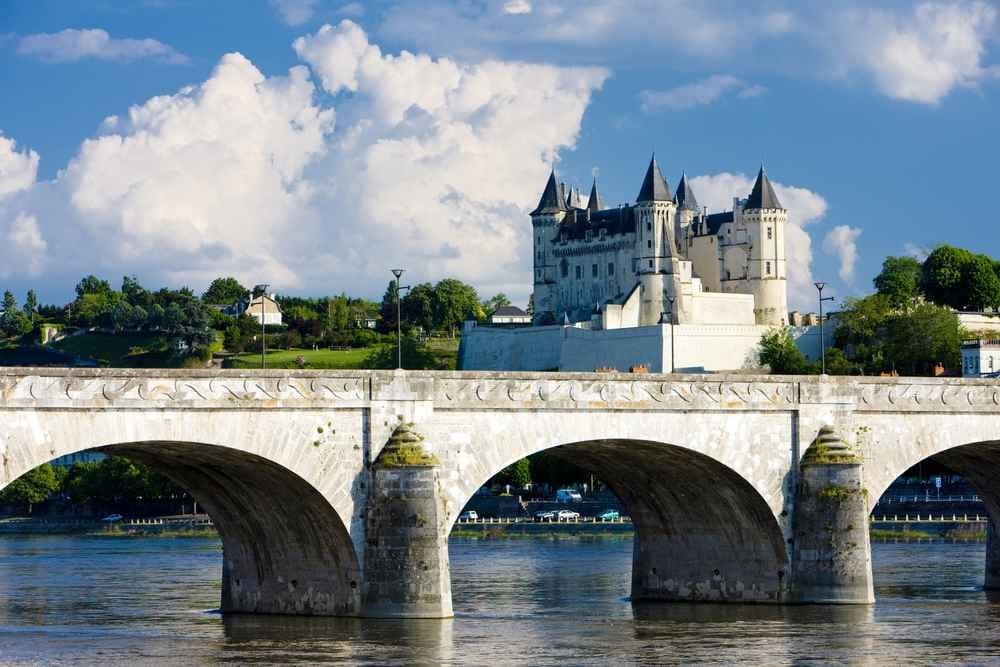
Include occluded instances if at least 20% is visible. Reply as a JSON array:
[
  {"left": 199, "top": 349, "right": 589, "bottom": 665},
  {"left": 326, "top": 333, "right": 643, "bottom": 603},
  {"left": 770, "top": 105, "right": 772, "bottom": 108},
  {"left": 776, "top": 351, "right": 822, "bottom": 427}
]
[{"left": 0, "top": 536, "right": 998, "bottom": 665}]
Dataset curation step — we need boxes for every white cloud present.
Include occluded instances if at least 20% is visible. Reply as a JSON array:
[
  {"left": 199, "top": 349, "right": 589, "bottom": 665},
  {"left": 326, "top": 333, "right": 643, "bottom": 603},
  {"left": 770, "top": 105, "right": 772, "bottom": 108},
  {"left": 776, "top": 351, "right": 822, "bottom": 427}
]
[
  {"left": 2, "top": 213, "right": 47, "bottom": 277},
  {"left": 0, "top": 134, "right": 39, "bottom": 202},
  {"left": 0, "top": 21, "right": 606, "bottom": 303},
  {"left": 823, "top": 225, "right": 863, "bottom": 283},
  {"left": 837, "top": 2, "right": 999, "bottom": 104},
  {"left": 639, "top": 75, "right": 766, "bottom": 112},
  {"left": 903, "top": 242, "right": 930, "bottom": 261},
  {"left": 271, "top": 0, "right": 319, "bottom": 26},
  {"left": 503, "top": 0, "right": 532, "bottom": 15},
  {"left": 16, "top": 28, "right": 188, "bottom": 64},
  {"left": 690, "top": 171, "right": 828, "bottom": 309}
]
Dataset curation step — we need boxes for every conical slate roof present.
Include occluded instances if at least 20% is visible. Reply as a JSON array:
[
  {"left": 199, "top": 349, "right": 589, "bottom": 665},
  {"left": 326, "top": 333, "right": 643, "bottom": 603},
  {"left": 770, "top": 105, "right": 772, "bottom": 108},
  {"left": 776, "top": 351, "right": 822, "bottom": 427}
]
[
  {"left": 530, "top": 170, "right": 567, "bottom": 215},
  {"left": 636, "top": 155, "right": 672, "bottom": 202},
  {"left": 745, "top": 165, "right": 783, "bottom": 210},
  {"left": 587, "top": 178, "right": 604, "bottom": 211},
  {"left": 673, "top": 173, "right": 700, "bottom": 212}
]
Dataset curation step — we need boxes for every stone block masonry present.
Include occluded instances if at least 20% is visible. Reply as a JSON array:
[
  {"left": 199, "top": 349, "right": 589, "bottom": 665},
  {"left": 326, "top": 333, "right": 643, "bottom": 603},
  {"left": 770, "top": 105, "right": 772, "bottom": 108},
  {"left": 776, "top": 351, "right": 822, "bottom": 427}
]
[{"left": 2, "top": 367, "right": 1000, "bottom": 616}]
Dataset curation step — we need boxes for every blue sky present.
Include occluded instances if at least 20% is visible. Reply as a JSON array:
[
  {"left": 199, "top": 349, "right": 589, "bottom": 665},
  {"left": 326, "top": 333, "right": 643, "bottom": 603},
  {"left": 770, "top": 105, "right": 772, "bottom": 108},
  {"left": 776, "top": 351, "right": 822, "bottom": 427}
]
[{"left": 1, "top": 0, "right": 998, "bottom": 310}]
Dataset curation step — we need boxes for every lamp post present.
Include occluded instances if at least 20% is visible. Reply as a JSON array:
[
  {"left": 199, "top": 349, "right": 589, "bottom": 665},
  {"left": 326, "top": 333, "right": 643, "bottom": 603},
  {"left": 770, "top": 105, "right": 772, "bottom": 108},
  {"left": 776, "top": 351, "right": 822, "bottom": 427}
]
[
  {"left": 814, "top": 282, "right": 834, "bottom": 375},
  {"left": 390, "top": 269, "right": 410, "bottom": 370},
  {"left": 256, "top": 283, "right": 270, "bottom": 370},
  {"left": 666, "top": 296, "right": 676, "bottom": 373}
]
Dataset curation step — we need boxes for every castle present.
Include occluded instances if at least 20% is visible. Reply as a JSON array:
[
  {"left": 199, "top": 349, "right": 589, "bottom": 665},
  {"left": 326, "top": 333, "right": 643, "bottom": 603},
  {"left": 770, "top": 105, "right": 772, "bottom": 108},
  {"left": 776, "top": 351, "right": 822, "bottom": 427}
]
[
  {"left": 458, "top": 156, "right": 817, "bottom": 373},
  {"left": 530, "top": 156, "right": 788, "bottom": 330}
]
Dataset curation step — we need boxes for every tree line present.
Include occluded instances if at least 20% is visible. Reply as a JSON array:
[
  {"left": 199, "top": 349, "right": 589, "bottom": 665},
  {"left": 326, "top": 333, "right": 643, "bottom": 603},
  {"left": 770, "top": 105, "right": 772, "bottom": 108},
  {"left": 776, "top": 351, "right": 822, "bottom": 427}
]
[{"left": 761, "top": 244, "right": 995, "bottom": 376}]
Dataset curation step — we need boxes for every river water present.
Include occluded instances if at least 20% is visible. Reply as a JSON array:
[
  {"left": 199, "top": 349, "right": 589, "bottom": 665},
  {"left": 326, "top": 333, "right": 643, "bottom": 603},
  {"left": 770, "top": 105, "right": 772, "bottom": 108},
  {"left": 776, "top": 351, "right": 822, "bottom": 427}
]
[{"left": 0, "top": 536, "right": 998, "bottom": 665}]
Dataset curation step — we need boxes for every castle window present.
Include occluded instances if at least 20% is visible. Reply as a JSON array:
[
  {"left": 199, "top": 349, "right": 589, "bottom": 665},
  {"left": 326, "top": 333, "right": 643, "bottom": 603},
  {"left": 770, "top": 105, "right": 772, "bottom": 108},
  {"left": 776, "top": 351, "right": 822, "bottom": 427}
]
[
  {"left": 647, "top": 240, "right": 652, "bottom": 249},
  {"left": 767, "top": 227, "right": 772, "bottom": 240},
  {"left": 766, "top": 261, "right": 771, "bottom": 275},
  {"left": 575, "top": 265, "right": 582, "bottom": 280},
  {"left": 648, "top": 260, "right": 653, "bottom": 269},
  {"left": 647, "top": 222, "right": 652, "bottom": 232},
  {"left": 536, "top": 270, "right": 541, "bottom": 279},
  {"left": 608, "top": 262, "right": 614, "bottom": 276},
  {"left": 726, "top": 270, "right": 731, "bottom": 280},
  {"left": 560, "top": 259, "right": 568, "bottom": 278},
  {"left": 592, "top": 264, "right": 598, "bottom": 278}
]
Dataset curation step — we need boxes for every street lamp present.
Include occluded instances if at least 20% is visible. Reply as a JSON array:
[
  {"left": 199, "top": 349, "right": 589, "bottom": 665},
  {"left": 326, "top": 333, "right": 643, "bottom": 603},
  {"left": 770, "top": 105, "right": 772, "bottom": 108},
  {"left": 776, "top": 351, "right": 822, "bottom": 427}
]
[
  {"left": 256, "top": 283, "right": 270, "bottom": 370},
  {"left": 390, "top": 269, "right": 410, "bottom": 370},
  {"left": 814, "top": 282, "right": 834, "bottom": 375},
  {"left": 663, "top": 296, "right": 676, "bottom": 373}
]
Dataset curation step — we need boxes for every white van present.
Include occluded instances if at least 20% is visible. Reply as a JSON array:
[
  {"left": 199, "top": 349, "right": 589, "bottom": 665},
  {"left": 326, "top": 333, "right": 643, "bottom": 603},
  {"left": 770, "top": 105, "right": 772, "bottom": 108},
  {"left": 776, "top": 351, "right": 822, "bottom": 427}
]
[{"left": 555, "top": 489, "right": 582, "bottom": 503}]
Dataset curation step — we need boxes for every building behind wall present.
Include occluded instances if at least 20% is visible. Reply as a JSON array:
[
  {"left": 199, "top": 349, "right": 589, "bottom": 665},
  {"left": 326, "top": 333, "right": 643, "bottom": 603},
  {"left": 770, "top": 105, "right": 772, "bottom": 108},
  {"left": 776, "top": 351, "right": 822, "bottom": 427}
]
[{"left": 530, "top": 156, "right": 788, "bottom": 330}]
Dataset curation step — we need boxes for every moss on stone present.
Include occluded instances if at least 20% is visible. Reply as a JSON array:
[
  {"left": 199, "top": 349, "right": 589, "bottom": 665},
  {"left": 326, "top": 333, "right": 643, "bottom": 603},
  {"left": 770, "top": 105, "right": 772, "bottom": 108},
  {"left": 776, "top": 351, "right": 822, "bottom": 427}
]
[
  {"left": 819, "top": 485, "right": 858, "bottom": 502},
  {"left": 375, "top": 422, "right": 439, "bottom": 468},
  {"left": 801, "top": 426, "right": 861, "bottom": 466}
]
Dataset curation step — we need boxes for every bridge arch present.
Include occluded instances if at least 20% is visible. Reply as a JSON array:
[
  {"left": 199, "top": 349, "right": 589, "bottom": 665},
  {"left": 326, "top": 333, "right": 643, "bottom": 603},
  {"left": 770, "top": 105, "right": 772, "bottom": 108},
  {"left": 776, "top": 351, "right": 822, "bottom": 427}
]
[
  {"left": 0, "top": 409, "right": 368, "bottom": 616},
  {"left": 440, "top": 427, "right": 791, "bottom": 603}
]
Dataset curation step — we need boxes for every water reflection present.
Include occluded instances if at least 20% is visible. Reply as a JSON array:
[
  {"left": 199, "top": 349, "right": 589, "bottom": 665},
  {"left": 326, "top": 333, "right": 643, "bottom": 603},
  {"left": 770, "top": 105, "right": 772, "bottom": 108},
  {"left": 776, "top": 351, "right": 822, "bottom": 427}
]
[{"left": 0, "top": 536, "right": 999, "bottom": 664}]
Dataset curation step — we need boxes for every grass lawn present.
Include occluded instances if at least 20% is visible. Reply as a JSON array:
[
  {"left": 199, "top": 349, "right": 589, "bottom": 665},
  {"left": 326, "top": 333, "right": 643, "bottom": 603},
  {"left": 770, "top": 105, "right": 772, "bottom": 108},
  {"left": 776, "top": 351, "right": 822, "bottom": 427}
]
[
  {"left": 226, "top": 337, "right": 460, "bottom": 370},
  {"left": 51, "top": 332, "right": 175, "bottom": 367}
]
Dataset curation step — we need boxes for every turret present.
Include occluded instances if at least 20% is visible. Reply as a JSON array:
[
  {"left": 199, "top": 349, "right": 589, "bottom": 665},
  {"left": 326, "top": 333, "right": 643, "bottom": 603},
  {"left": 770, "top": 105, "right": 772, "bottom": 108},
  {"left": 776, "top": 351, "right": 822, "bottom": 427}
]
[
  {"left": 634, "top": 155, "right": 682, "bottom": 326},
  {"left": 742, "top": 165, "right": 788, "bottom": 326},
  {"left": 673, "top": 172, "right": 700, "bottom": 254},
  {"left": 586, "top": 178, "right": 604, "bottom": 212},
  {"left": 530, "top": 169, "right": 568, "bottom": 325}
]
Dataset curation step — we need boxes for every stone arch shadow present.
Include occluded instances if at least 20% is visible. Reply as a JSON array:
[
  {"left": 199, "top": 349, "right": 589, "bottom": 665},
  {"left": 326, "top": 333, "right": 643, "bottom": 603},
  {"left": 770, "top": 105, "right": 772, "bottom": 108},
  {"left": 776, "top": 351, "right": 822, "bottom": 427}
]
[
  {"left": 13, "top": 441, "right": 363, "bottom": 616},
  {"left": 454, "top": 438, "right": 790, "bottom": 603},
  {"left": 870, "top": 439, "right": 1000, "bottom": 591}
]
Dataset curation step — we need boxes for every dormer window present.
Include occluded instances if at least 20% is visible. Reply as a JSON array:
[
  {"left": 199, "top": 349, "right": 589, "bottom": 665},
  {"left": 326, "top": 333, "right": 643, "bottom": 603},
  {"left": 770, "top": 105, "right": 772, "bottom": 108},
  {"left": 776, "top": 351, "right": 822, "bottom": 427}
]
[{"left": 767, "top": 227, "right": 772, "bottom": 240}]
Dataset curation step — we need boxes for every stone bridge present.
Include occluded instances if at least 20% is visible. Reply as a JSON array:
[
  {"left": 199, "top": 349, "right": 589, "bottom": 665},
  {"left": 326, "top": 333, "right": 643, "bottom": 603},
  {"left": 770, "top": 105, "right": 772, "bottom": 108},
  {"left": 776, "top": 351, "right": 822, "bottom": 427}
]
[{"left": 2, "top": 367, "right": 999, "bottom": 617}]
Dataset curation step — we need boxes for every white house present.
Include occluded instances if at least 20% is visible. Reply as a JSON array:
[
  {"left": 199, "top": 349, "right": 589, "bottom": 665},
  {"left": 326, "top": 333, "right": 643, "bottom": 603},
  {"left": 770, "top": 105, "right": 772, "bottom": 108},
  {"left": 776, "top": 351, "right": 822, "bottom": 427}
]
[
  {"left": 489, "top": 306, "right": 532, "bottom": 326},
  {"left": 243, "top": 294, "right": 283, "bottom": 326},
  {"left": 962, "top": 338, "right": 1000, "bottom": 378}
]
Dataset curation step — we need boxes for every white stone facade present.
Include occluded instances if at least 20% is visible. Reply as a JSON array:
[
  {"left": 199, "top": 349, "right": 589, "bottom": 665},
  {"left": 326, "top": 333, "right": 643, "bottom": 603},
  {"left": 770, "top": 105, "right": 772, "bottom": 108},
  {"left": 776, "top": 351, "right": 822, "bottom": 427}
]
[
  {"left": 531, "top": 158, "right": 788, "bottom": 330},
  {"left": 962, "top": 338, "right": 1000, "bottom": 378}
]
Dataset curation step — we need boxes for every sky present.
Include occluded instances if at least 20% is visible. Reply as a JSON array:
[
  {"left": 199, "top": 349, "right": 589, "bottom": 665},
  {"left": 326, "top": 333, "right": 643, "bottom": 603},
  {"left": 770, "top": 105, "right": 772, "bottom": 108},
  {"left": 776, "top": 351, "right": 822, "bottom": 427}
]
[{"left": 0, "top": 0, "right": 998, "bottom": 311}]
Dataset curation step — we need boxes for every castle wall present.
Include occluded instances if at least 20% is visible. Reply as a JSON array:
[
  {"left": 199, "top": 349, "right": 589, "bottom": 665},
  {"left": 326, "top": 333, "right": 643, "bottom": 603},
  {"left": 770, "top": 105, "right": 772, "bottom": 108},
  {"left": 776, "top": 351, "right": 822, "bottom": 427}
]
[
  {"left": 458, "top": 325, "right": 564, "bottom": 371},
  {"left": 688, "top": 235, "right": 722, "bottom": 292},
  {"left": 550, "top": 236, "right": 635, "bottom": 318},
  {"left": 690, "top": 292, "right": 756, "bottom": 326}
]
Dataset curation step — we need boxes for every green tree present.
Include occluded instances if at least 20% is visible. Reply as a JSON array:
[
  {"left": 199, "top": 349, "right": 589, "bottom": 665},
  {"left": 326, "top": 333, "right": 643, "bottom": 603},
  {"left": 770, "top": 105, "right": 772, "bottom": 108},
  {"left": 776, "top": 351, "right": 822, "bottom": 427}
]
[
  {"left": 75, "top": 275, "right": 112, "bottom": 298},
  {"left": 833, "top": 295, "right": 893, "bottom": 374},
  {"left": 921, "top": 245, "right": 974, "bottom": 309},
  {"left": 758, "top": 327, "right": 814, "bottom": 374},
  {"left": 23, "top": 289, "right": 38, "bottom": 324},
  {"left": 402, "top": 283, "right": 436, "bottom": 332},
  {"left": 482, "top": 293, "right": 512, "bottom": 314},
  {"left": 202, "top": 277, "right": 249, "bottom": 305},
  {"left": 379, "top": 280, "right": 400, "bottom": 334},
  {"left": 883, "top": 304, "right": 961, "bottom": 376},
  {"left": 493, "top": 458, "right": 531, "bottom": 488},
  {"left": 363, "top": 334, "right": 439, "bottom": 369},
  {"left": 224, "top": 324, "right": 243, "bottom": 352},
  {"left": 433, "top": 278, "right": 482, "bottom": 335},
  {"left": 873, "top": 256, "right": 922, "bottom": 310},
  {"left": 0, "top": 463, "right": 60, "bottom": 513},
  {"left": 328, "top": 296, "right": 350, "bottom": 332},
  {"left": 963, "top": 254, "right": 1000, "bottom": 311},
  {"left": 1, "top": 291, "right": 32, "bottom": 336}
]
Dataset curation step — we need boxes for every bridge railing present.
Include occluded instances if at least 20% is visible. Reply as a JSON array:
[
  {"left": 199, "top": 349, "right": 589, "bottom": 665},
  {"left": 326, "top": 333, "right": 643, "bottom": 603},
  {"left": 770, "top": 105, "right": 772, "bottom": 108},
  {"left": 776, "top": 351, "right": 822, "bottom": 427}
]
[{"left": 870, "top": 514, "right": 987, "bottom": 523}]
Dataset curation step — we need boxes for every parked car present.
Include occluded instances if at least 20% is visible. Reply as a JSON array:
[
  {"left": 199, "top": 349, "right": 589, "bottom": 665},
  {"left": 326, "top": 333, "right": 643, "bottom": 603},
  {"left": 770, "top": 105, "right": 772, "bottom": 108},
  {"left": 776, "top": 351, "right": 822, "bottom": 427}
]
[
  {"left": 534, "top": 510, "right": 556, "bottom": 521},
  {"left": 597, "top": 510, "right": 620, "bottom": 521},
  {"left": 556, "top": 510, "right": 580, "bottom": 520},
  {"left": 101, "top": 513, "right": 123, "bottom": 523},
  {"left": 555, "top": 489, "right": 583, "bottom": 503},
  {"left": 458, "top": 510, "right": 479, "bottom": 521}
]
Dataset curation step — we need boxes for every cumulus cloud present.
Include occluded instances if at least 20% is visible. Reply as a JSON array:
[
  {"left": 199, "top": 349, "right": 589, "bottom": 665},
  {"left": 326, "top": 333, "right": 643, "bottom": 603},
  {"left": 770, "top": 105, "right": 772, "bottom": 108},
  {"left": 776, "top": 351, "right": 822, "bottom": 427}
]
[
  {"left": 903, "top": 242, "right": 930, "bottom": 261},
  {"left": 2, "top": 213, "right": 47, "bottom": 277},
  {"left": 0, "top": 134, "right": 39, "bottom": 202},
  {"left": 503, "top": 0, "right": 533, "bottom": 14},
  {"left": 0, "top": 21, "right": 606, "bottom": 302},
  {"left": 639, "top": 75, "right": 766, "bottom": 112},
  {"left": 16, "top": 28, "right": 188, "bottom": 64},
  {"left": 690, "top": 171, "right": 829, "bottom": 309},
  {"left": 271, "top": 0, "right": 319, "bottom": 26},
  {"left": 823, "top": 225, "right": 863, "bottom": 283},
  {"left": 836, "top": 1, "right": 999, "bottom": 104}
]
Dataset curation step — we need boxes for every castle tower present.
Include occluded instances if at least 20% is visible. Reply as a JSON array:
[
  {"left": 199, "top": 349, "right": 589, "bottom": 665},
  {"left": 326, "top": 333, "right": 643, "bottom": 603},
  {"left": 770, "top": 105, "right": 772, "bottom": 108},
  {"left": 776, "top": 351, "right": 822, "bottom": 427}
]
[
  {"left": 742, "top": 166, "right": 788, "bottom": 326},
  {"left": 530, "top": 169, "right": 567, "bottom": 325},
  {"left": 673, "top": 172, "right": 700, "bottom": 255},
  {"left": 586, "top": 178, "right": 604, "bottom": 212},
  {"left": 634, "top": 155, "right": 681, "bottom": 326}
]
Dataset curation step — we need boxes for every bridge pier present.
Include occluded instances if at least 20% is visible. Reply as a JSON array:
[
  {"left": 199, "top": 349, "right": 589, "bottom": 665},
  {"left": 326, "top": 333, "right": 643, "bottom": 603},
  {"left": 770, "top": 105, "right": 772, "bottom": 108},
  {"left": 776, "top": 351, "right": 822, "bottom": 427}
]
[
  {"left": 362, "top": 423, "right": 453, "bottom": 618},
  {"left": 790, "top": 426, "right": 874, "bottom": 604},
  {"left": 987, "top": 519, "right": 1000, "bottom": 590}
]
